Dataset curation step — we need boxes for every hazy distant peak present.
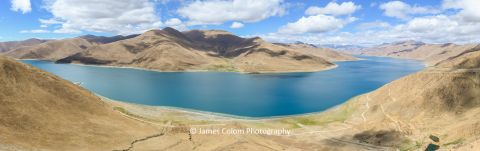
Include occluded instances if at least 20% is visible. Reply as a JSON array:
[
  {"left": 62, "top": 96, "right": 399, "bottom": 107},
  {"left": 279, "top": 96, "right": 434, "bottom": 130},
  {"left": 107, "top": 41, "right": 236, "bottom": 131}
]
[
  {"left": 293, "top": 41, "right": 317, "bottom": 48},
  {"left": 24, "top": 38, "right": 45, "bottom": 42},
  {"left": 392, "top": 40, "right": 425, "bottom": 46}
]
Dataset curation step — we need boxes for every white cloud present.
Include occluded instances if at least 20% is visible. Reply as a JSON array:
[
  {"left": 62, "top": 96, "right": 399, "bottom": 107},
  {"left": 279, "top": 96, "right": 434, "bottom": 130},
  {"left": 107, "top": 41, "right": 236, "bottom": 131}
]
[
  {"left": 20, "top": 29, "right": 50, "bottom": 33},
  {"left": 164, "top": 18, "right": 188, "bottom": 31},
  {"left": 305, "top": 2, "right": 361, "bottom": 16},
  {"left": 177, "top": 0, "right": 285, "bottom": 25},
  {"left": 258, "top": 14, "right": 480, "bottom": 46},
  {"left": 443, "top": 0, "right": 480, "bottom": 22},
  {"left": 10, "top": 0, "right": 31, "bottom": 14},
  {"left": 380, "top": 1, "right": 439, "bottom": 19},
  {"left": 165, "top": 18, "right": 182, "bottom": 26},
  {"left": 42, "top": 0, "right": 162, "bottom": 35},
  {"left": 278, "top": 14, "right": 356, "bottom": 34},
  {"left": 230, "top": 22, "right": 244, "bottom": 28}
]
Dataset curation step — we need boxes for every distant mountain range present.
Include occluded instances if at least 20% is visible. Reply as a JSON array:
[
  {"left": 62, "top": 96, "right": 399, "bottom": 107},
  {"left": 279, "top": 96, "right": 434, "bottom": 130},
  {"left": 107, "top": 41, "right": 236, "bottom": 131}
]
[
  {"left": 343, "top": 40, "right": 480, "bottom": 66},
  {"left": 316, "top": 44, "right": 366, "bottom": 50},
  {"left": 0, "top": 38, "right": 48, "bottom": 53},
  {"left": 0, "top": 27, "right": 357, "bottom": 73}
]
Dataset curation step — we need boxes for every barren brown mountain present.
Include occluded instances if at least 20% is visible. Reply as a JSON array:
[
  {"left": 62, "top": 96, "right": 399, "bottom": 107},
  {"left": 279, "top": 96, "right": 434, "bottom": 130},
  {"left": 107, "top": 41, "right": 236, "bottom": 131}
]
[
  {"left": 0, "top": 56, "right": 159, "bottom": 150},
  {"left": 348, "top": 40, "right": 479, "bottom": 66},
  {"left": 4, "top": 35, "right": 137, "bottom": 61},
  {"left": 57, "top": 27, "right": 350, "bottom": 73},
  {"left": 0, "top": 38, "right": 47, "bottom": 53}
]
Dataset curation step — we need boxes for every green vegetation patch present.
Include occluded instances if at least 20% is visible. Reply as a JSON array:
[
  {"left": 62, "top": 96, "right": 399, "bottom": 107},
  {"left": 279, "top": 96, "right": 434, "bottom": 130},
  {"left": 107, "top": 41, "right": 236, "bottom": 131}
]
[
  {"left": 443, "top": 138, "right": 464, "bottom": 147},
  {"left": 280, "top": 100, "right": 357, "bottom": 128},
  {"left": 205, "top": 64, "right": 238, "bottom": 72},
  {"left": 398, "top": 140, "right": 422, "bottom": 151},
  {"left": 113, "top": 106, "right": 146, "bottom": 120}
]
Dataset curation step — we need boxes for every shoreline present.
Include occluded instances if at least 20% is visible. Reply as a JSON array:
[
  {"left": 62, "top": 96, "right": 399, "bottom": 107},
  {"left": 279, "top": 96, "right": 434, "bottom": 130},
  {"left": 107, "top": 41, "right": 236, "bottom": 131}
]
[
  {"left": 98, "top": 93, "right": 356, "bottom": 121},
  {"left": 21, "top": 58, "right": 340, "bottom": 74}
]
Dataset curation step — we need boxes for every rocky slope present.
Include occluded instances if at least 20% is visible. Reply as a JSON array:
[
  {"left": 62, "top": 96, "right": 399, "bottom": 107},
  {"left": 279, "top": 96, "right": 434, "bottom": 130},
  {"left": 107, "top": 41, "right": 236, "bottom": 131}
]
[
  {"left": 4, "top": 35, "right": 137, "bottom": 61},
  {"left": 57, "top": 27, "right": 339, "bottom": 73},
  {"left": 348, "top": 40, "right": 479, "bottom": 66},
  {"left": 0, "top": 38, "right": 48, "bottom": 53},
  {"left": 0, "top": 56, "right": 158, "bottom": 150}
]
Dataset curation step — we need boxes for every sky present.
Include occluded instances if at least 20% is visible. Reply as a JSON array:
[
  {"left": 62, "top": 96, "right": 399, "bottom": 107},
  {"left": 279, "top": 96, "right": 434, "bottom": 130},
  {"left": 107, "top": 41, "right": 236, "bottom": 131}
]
[{"left": 1, "top": 0, "right": 480, "bottom": 46}]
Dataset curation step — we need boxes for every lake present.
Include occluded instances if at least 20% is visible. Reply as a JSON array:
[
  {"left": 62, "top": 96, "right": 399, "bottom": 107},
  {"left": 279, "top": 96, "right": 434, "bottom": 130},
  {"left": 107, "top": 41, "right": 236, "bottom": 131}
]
[{"left": 23, "top": 56, "right": 424, "bottom": 118}]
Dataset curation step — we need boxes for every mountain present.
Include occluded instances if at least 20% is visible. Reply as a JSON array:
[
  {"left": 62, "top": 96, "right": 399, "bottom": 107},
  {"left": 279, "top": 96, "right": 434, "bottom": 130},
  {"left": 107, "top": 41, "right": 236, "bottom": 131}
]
[
  {"left": 0, "top": 38, "right": 48, "bottom": 53},
  {"left": 0, "top": 56, "right": 157, "bottom": 150},
  {"left": 317, "top": 44, "right": 366, "bottom": 51},
  {"left": 317, "top": 49, "right": 480, "bottom": 150},
  {"left": 4, "top": 35, "right": 137, "bottom": 61},
  {"left": 275, "top": 42, "right": 358, "bottom": 62},
  {"left": 347, "top": 40, "right": 480, "bottom": 66},
  {"left": 57, "top": 27, "right": 337, "bottom": 73}
]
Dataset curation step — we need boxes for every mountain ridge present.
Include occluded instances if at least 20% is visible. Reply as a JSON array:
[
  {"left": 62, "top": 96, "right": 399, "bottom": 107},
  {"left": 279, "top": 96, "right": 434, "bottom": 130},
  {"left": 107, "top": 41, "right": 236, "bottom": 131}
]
[
  {"left": 345, "top": 40, "right": 479, "bottom": 66},
  {"left": 54, "top": 27, "right": 354, "bottom": 73}
]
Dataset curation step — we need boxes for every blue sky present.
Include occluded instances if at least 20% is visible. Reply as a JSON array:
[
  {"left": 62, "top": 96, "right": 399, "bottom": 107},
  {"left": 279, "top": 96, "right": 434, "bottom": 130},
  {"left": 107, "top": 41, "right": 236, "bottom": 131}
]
[{"left": 1, "top": 0, "right": 479, "bottom": 45}]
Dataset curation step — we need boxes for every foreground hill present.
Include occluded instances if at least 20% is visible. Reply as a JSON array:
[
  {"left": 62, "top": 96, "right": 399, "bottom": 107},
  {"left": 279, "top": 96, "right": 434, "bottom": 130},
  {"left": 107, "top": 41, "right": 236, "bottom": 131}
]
[
  {"left": 56, "top": 27, "right": 347, "bottom": 73},
  {"left": 4, "top": 35, "right": 137, "bottom": 61},
  {"left": 305, "top": 49, "right": 480, "bottom": 150},
  {"left": 0, "top": 38, "right": 48, "bottom": 53},
  {"left": 348, "top": 40, "right": 479, "bottom": 66},
  {"left": 0, "top": 56, "right": 157, "bottom": 150}
]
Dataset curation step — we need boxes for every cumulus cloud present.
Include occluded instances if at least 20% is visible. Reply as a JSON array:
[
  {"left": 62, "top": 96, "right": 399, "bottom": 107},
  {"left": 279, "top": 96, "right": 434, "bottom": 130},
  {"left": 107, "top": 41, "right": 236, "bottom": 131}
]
[
  {"left": 259, "top": 14, "right": 480, "bottom": 46},
  {"left": 380, "top": 1, "right": 439, "bottom": 19},
  {"left": 277, "top": 1, "right": 360, "bottom": 35},
  {"left": 42, "top": 0, "right": 162, "bottom": 35},
  {"left": 164, "top": 18, "right": 188, "bottom": 31},
  {"left": 443, "top": 0, "right": 480, "bottom": 22},
  {"left": 20, "top": 29, "right": 50, "bottom": 33},
  {"left": 278, "top": 14, "right": 356, "bottom": 34},
  {"left": 230, "top": 22, "right": 244, "bottom": 28},
  {"left": 10, "top": 0, "right": 31, "bottom": 14},
  {"left": 305, "top": 1, "right": 361, "bottom": 16},
  {"left": 177, "top": 0, "right": 285, "bottom": 25}
]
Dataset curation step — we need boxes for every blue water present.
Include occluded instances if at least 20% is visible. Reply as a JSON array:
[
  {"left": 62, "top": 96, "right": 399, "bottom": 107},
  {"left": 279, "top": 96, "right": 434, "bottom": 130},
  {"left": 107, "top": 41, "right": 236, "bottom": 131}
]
[{"left": 23, "top": 56, "right": 424, "bottom": 117}]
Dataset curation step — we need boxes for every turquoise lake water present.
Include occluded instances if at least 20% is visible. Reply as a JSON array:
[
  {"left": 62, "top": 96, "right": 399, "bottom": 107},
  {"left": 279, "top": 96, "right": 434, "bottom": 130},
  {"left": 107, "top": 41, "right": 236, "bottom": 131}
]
[{"left": 23, "top": 56, "right": 424, "bottom": 117}]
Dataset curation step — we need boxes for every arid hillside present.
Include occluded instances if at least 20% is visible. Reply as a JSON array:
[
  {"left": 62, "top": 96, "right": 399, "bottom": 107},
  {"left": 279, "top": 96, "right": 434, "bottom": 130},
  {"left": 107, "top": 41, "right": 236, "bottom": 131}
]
[
  {"left": 56, "top": 27, "right": 354, "bottom": 73},
  {"left": 4, "top": 35, "right": 137, "bottom": 61},
  {"left": 347, "top": 40, "right": 480, "bottom": 66},
  {"left": 309, "top": 49, "right": 480, "bottom": 150},
  {"left": 0, "top": 56, "right": 159, "bottom": 150}
]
